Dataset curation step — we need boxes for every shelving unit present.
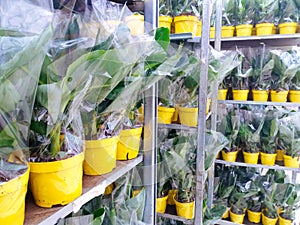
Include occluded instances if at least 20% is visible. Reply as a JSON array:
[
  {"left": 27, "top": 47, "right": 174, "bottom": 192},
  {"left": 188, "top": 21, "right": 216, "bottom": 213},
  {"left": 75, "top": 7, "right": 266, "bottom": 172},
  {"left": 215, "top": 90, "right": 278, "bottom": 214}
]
[{"left": 24, "top": 156, "right": 143, "bottom": 225}]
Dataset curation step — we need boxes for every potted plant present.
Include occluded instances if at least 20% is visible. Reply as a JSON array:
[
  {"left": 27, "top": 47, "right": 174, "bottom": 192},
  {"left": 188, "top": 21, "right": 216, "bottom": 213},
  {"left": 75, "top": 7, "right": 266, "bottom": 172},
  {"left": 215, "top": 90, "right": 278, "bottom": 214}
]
[
  {"left": 159, "top": 0, "right": 173, "bottom": 31},
  {"left": 270, "top": 49, "right": 300, "bottom": 102},
  {"left": 220, "top": 0, "right": 237, "bottom": 38},
  {"left": 250, "top": 47, "right": 274, "bottom": 101},
  {"left": 231, "top": 51, "right": 252, "bottom": 101},
  {"left": 236, "top": 0, "right": 256, "bottom": 36},
  {"left": 219, "top": 109, "right": 241, "bottom": 162},
  {"left": 239, "top": 109, "right": 265, "bottom": 164},
  {"left": 278, "top": 113, "right": 300, "bottom": 168},
  {"left": 278, "top": 0, "right": 298, "bottom": 34},
  {"left": 0, "top": 25, "right": 52, "bottom": 224},
  {"left": 158, "top": 78, "right": 176, "bottom": 124},
  {"left": 172, "top": 0, "right": 200, "bottom": 36},
  {"left": 259, "top": 110, "right": 279, "bottom": 165},
  {"left": 254, "top": 0, "right": 279, "bottom": 35},
  {"left": 247, "top": 194, "right": 263, "bottom": 223}
]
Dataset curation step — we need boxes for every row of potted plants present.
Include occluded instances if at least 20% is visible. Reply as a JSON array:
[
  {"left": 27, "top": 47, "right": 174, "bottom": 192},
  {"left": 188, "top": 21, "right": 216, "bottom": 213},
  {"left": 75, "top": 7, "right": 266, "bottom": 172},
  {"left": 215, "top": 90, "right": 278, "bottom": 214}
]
[
  {"left": 157, "top": 0, "right": 300, "bottom": 37},
  {"left": 218, "top": 106, "right": 300, "bottom": 168},
  {"left": 218, "top": 46, "right": 300, "bottom": 103},
  {"left": 0, "top": 1, "right": 173, "bottom": 224},
  {"left": 215, "top": 166, "right": 300, "bottom": 225}
]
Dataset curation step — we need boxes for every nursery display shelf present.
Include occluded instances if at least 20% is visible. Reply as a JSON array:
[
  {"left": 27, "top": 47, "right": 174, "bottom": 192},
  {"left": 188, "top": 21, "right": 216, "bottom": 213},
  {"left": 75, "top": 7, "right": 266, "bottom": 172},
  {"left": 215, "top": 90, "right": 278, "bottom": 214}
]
[
  {"left": 215, "top": 159, "right": 300, "bottom": 172},
  {"left": 158, "top": 123, "right": 197, "bottom": 132},
  {"left": 218, "top": 100, "right": 300, "bottom": 107},
  {"left": 24, "top": 156, "right": 143, "bottom": 225}
]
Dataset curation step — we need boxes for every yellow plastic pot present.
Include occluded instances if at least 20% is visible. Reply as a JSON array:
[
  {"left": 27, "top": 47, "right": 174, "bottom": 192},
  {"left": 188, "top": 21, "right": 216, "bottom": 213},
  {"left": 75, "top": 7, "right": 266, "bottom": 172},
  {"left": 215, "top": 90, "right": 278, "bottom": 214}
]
[
  {"left": 84, "top": 137, "right": 118, "bottom": 175},
  {"left": 210, "top": 27, "right": 215, "bottom": 38},
  {"left": 137, "top": 105, "right": 144, "bottom": 122},
  {"left": 222, "top": 207, "right": 230, "bottom": 219},
  {"left": 279, "top": 22, "right": 297, "bottom": 34},
  {"left": 0, "top": 168, "right": 29, "bottom": 225},
  {"left": 260, "top": 152, "right": 277, "bottom": 166},
  {"left": 222, "top": 150, "right": 238, "bottom": 162},
  {"left": 273, "top": 26, "right": 277, "bottom": 34},
  {"left": 218, "top": 89, "right": 228, "bottom": 100},
  {"left": 247, "top": 209, "right": 261, "bottom": 223},
  {"left": 125, "top": 14, "right": 144, "bottom": 35},
  {"left": 29, "top": 152, "right": 84, "bottom": 208},
  {"left": 167, "top": 189, "right": 177, "bottom": 205},
  {"left": 243, "top": 151, "right": 259, "bottom": 164},
  {"left": 209, "top": 26, "right": 235, "bottom": 38},
  {"left": 297, "top": 25, "right": 300, "bottom": 33},
  {"left": 132, "top": 189, "right": 141, "bottom": 197},
  {"left": 117, "top": 127, "right": 143, "bottom": 160},
  {"left": 252, "top": 90, "right": 269, "bottom": 102},
  {"left": 232, "top": 89, "right": 249, "bottom": 101},
  {"left": 172, "top": 105, "right": 179, "bottom": 122},
  {"left": 279, "top": 215, "right": 293, "bottom": 225},
  {"left": 270, "top": 90, "right": 288, "bottom": 102},
  {"left": 104, "top": 183, "right": 114, "bottom": 195},
  {"left": 256, "top": 23, "right": 274, "bottom": 36},
  {"left": 283, "top": 155, "right": 299, "bottom": 168},
  {"left": 178, "top": 107, "right": 198, "bottom": 126},
  {"left": 276, "top": 149, "right": 285, "bottom": 161},
  {"left": 229, "top": 210, "right": 245, "bottom": 224},
  {"left": 236, "top": 24, "right": 253, "bottom": 37},
  {"left": 159, "top": 16, "right": 172, "bottom": 31},
  {"left": 262, "top": 212, "right": 278, "bottom": 225},
  {"left": 289, "top": 90, "right": 300, "bottom": 103},
  {"left": 174, "top": 15, "right": 198, "bottom": 36},
  {"left": 196, "top": 20, "right": 202, "bottom": 36},
  {"left": 156, "top": 195, "right": 168, "bottom": 213},
  {"left": 174, "top": 197, "right": 195, "bottom": 219},
  {"left": 158, "top": 106, "right": 175, "bottom": 124}
]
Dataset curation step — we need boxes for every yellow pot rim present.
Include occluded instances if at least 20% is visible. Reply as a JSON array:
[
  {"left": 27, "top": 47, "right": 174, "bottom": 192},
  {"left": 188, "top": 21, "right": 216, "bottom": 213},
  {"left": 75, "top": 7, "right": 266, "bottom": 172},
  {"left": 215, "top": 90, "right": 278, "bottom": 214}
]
[
  {"left": 157, "top": 195, "right": 169, "bottom": 201},
  {"left": 173, "top": 197, "right": 195, "bottom": 207},
  {"left": 158, "top": 105, "right": 176, "bottom": 113},
  {"left": 270, "top": 90, "right": 289, "bottom": 94},
  {"left": 0, "top": 167, "right": 29, "bottom": 195},
  {"left": 125, "top": 14, "right": 144, "bottom": 22},
  {"left": 85, "top": 136, "right": 119, "bottom": 149},
  {"left": 178, "top": 106, "right": 198, "bottom": 113},
  {"left": 243, "top": 151, "right": 259, "bottom": 156},
  {"left": 289, "top": 90, "right": 300, "bottom": 94},
  {"left": 247, "top": 209, "right": 262, "bottom": 214},
  {"left": 222, "top": 150, "right": 238, "bottom": 155},
  {"left": 120, "top": 126, "right": 143, "bottom": 137},
  {"left": 260, "top": 152, "right": 277, "bottom": 157},
  {"left": 174, "top": 15, "right": 198, "bottom": 23},
  {"left": 256, "top": 23, "right": 275, "bottom": 28},
  {"left": 29, "top": 152, "right": 84, "bottom": 173},
  {"left": 252, "top": 90, "right": 269, "bottom": 94},
  {"left": 279, "top": 215, "right": 293, "bottom": 223},
  {"left": 236, "top": 24, "right": 253, "bottom": 29},
  {"left": 279, "top": 22, "right": 297, "bottom": 28},
  {"left": 159, "top": 16, "right": 173, "bottom": 23},
  {"left": 222, "top": 26, "right": 235, "bottom": 30},
  {"left": 232, "top": 89, "right": 249, "bottom": 93},
  {"left": 218, "top": 89, "right": 228, "bottom": 92}
]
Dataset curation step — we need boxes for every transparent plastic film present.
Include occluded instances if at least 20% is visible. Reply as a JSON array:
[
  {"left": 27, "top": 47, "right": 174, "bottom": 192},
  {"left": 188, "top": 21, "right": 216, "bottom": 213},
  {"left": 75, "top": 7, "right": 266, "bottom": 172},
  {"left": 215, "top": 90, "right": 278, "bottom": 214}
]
[
  {"left": 159, "top": 0, "right": 172, "bottom": 16},
  {"left": 172, "top": 0, "right": 201, "bottom": 17},
  {"left": 236, "top": 0, "right": 256, "bottom": 25},
  {"left": 278, "top": 0, "right": 299, "bottom": 23},
  {"left": 222, "top": 0, "right": 238, "bottom": 26},
  {"left": 255, "top": 0, "right": 280, "bottom": 24}
]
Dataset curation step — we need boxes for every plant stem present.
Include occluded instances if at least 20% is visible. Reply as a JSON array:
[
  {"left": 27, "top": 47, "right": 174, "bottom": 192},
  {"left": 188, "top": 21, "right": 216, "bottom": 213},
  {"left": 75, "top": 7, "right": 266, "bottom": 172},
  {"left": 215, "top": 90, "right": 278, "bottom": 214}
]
[{"left": 50, "top": 122, "right": 61, "bottom": 157}]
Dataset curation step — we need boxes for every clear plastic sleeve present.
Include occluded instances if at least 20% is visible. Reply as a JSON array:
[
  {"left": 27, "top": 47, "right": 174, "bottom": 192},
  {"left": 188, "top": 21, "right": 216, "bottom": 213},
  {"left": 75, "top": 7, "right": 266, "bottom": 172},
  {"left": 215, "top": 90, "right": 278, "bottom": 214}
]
[
  {"left": 278, "top": 0, "right": 299, "bottom": 23},
  {"left": 255, "top": 0, "right": 280, "bottom": 24}
]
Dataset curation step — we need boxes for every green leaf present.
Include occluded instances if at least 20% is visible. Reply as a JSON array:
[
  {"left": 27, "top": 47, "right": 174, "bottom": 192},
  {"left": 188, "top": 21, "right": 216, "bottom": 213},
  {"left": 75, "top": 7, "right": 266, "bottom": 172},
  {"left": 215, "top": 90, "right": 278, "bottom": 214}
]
[
  {"left": 155, "top": 27, "right": 170, "bottom": 52},
  {"left": 0, "top": 79, "right": 20, "bottom": 112}
]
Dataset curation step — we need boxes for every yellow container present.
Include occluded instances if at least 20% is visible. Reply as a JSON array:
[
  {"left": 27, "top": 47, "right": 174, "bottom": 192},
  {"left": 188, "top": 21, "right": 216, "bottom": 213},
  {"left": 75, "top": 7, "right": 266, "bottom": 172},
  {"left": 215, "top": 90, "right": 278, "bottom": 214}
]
[
  {"left": 167, "top": 189, "right": 177, "bottom": 205},
  {"left": 279, "top": 215, "right": 293, "bottom": 225},
  {"left": 236, "top": 24, "right": 253, "bottom": 37},
  {"left": 159, "top": 16, "right": 172, "bottom": 31},
  {"left": 243, "top": 151, "right": 259, "bottom": 164},
  {"left": 276, "top": 149, "right": 285, "bottom": 161},
  {"left": 117, "top": 127, "right": 143, "bottom": 160},
  {"left": 283, "top": 155, "right": 299, "bottom": 168},
  {"left": 252, "top": 90, "right": 269, "bottom": 102},
  {"left": 29, "top": 152, "right": 84, "bottom": 208},
  {"left": 247, "top": 209, "right": 262, "bottom": 223},
  {"left": 262, "top": 213, "right": 278, "bottom": 225},
  {"left": 232, "top": 89, "right": 249, "bottom": 101},
  {"left": 222, "top": 150, "right": 238, "bottom": 162},
  {"left": 158, "top": 106, "right": 175, "bottom": 124},
  {"left": 132, "top": 189, "right": 141, "bottom": 197},
  {"left": 210, "top": 27, "right": 215, "bottom": 38},
  {"left": 125, "top": 14, "right": 144, "bottom": 35},
  {"left": 156, "top": 195, "right": 168, "bottom": 213},
  {"left": 222, "top": 207, "right": 230, "bottom": 219},
  {"left": 256, "top": 23, "right": 274, "bottom": 36},
  {"left": 297, "top": 25, "right": 300, "bottom": 33},
  {"left": 0, "top": 168, "right": 29, "bottom": 225},
  {"left": 174, "top": 15, "right": 198, "bottom": 36},
  {"left": 172, "top": 105, "right": 179, "bottom": 122},
  {"left": 260, "top": 152, "right": 277, "bottom": 166},
  {"left": 270, "top": 90, "right": 288, "bottom": 102},
  {"left": 196, "top": 20, "right": 202, "bottom": 36},
  {"left": 84, "top": 137, "right": 118, "bottom": 175},
  {"left": 218, "top": 89, "right": 228, "bottom": 100},
  {"left": 229, "top": 210, "right": 245, "bottom": 224},
  {"left": 273, "top": 26, "right": 277, "bottom": 34},
  {"left": 279, "top": 22, "right": 297, "bottom": 34},
  {"left": 104, "top": 183, "right": 114, "bottom": 195},
  {"left": 289, "top": 90, "right": 300, "bottom": 103},
  {"left": 222, "top": 26, "right": 235, "bottom": 37},
  {"left": 178, "top": 107, "right": 198, "bottom": 126},
  {"left": 137, "top": 105, "right": 144, "bottom": 122},
  {"left": 174, "top": 197, "right": 195, "bottom": 220}
]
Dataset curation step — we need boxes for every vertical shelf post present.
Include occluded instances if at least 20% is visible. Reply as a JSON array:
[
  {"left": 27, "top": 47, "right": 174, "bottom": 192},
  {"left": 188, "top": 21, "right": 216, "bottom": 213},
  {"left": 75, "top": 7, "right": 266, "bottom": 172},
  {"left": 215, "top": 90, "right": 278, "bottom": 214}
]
[
  {"left": 143, "top": 1, "right": 158, "bottom": 224},
  {"left": 195, "top": 0, "right": 212, "bottom": 224},
  {"left": 207, "top": 0, "right": 222, "bottom": 208}
]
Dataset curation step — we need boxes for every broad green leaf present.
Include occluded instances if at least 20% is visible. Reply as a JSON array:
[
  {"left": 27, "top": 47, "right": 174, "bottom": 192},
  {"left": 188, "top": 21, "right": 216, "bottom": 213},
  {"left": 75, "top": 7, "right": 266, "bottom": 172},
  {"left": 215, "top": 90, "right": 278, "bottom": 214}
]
[
  {"left": 0, "top": 80, "right": 20, "bottom": 112},
  {"left": 155, "top": 27, "right": 170, "bottom": 52}
]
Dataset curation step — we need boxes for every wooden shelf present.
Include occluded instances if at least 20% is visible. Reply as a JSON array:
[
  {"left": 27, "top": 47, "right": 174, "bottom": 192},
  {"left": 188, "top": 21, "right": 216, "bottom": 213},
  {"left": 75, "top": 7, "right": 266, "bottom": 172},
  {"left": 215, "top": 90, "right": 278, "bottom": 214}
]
[{"left": 24, "top": 156, "right": 143, "bottom": 225}]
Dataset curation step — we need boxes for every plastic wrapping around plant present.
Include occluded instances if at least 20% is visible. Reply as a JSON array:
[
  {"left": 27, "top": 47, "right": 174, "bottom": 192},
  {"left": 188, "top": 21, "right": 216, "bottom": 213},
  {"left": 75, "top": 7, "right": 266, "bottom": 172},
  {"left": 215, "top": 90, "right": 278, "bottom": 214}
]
[
  {"left": 278, "top": 0, "right": 299, "bottom": 24},
  {"left": 254, "top": 0, "right": 280, "bottom": 24},
  {"left": 236, "top": 0, "right": 256, "bottom": 25},
  {"left": 221, "top": 0, "right": 238, "bottom": 26},
  {"left": 159, "top": 0, "right": 172, "bottom": 16},
  {"left": 171, "top": 0, "right": 202, "bottom": 17}
]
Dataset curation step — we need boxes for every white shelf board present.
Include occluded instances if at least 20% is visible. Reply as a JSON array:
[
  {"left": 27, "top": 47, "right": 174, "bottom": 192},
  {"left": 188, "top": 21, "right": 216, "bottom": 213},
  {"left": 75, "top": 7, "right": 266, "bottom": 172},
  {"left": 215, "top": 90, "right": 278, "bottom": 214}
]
[
  {"left": 218, "top": 100, "right": 300, "bottom": 107},
  {"left": 24, "top": 156, "right": 143, "bottom": 225}
]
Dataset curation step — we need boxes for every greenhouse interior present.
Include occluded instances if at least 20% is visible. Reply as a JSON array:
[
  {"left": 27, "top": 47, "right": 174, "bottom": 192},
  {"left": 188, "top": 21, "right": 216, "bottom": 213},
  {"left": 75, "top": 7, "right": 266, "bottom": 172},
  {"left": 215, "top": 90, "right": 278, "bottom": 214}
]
[{"left": 1, "top": 0, "right": 300, "bottom": 224}]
